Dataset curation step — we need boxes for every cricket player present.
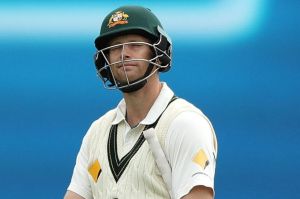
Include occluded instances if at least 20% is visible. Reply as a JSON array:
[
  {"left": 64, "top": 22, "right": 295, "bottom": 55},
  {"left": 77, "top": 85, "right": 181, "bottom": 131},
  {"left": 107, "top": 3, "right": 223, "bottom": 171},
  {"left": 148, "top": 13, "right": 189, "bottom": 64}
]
[{"left": 64, "top": 5, "right": 217, "bottom": 199}]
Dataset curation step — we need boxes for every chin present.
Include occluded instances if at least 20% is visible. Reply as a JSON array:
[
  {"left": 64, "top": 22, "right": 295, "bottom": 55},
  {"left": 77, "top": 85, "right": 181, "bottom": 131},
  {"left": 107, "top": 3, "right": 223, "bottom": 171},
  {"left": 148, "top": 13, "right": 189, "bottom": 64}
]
[{"left": 116, "top": 76, "right": 140, "bottom": 84}]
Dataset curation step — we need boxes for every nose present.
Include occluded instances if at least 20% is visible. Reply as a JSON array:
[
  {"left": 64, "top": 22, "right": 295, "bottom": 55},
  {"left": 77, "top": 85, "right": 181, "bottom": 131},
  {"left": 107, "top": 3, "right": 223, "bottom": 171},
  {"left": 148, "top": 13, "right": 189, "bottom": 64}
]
[{"left": 120, "top": 44, "right": 131, "bottom": 60}]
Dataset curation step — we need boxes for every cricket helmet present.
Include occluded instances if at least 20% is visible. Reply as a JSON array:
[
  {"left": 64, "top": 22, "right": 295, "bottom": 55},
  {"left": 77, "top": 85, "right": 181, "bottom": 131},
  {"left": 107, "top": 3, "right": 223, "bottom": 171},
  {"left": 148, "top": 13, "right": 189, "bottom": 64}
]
[{"left": 94, "top": 5, "right": 172, "bottom": 92}]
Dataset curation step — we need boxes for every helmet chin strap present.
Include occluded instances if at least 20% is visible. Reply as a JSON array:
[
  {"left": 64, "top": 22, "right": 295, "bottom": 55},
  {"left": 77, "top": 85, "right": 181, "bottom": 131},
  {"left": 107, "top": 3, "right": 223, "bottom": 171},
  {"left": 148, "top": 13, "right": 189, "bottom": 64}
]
[{"left": 119, "top": 62, "right": 155, "bottom": 93}]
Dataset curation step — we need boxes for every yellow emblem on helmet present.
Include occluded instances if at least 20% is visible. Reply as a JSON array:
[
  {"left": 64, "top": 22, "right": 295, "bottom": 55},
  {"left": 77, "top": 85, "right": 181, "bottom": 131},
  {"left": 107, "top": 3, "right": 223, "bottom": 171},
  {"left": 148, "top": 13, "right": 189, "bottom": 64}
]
[{"left": 108, "top": 11, "right": 129, "bottom": 28}]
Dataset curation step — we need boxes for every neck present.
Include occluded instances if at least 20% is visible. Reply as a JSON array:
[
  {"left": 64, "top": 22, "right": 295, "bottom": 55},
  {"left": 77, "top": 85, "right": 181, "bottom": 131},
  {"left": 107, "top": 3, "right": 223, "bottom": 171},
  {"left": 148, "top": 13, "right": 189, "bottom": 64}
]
[{"left": 123, "top": 77, "right": 162, "bottom": 127}]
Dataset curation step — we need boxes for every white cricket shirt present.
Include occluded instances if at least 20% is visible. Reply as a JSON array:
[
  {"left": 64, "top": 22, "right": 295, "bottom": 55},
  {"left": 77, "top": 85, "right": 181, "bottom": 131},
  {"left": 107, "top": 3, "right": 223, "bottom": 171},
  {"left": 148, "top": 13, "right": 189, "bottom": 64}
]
[{"left": 67, "top": 82, "right": 217, "bottom": 199}]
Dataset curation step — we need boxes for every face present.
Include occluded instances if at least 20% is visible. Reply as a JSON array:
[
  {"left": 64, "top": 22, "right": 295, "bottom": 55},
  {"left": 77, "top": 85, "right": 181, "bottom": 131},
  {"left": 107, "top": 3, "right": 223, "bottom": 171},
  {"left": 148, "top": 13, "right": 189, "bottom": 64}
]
[{"left": 106, "top": 34, "right": 154, "bottom": 84}]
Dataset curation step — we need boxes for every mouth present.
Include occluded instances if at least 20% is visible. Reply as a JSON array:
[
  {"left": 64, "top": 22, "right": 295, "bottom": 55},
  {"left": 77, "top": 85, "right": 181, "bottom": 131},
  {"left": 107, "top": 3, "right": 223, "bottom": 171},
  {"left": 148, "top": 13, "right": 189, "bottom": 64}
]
[{"left": 118, "top": 62, "right": 137, "bottom": 69}]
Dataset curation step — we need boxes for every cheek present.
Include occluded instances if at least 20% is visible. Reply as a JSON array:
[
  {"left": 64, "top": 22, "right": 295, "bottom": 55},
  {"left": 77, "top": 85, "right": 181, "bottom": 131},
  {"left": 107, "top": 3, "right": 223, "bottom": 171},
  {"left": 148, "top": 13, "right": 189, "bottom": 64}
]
[
  {"left": 140, "top": 48, "right": 153, "bottom": 60},
  {"left": 107, "top": 49, "right": 120, "bottom": 62},
  {"left": 107, "top": 52, "right": 114, "bottom": 62},
  {"left": 108, "top": 54, "right": 120, "bottom": 66}
]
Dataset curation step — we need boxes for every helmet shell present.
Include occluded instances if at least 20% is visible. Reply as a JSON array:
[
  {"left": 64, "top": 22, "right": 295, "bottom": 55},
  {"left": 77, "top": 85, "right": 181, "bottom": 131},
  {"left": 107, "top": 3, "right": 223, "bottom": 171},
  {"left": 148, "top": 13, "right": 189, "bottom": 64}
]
[{"left": 95, "top": 5, "right": 163, "bottom": 49}]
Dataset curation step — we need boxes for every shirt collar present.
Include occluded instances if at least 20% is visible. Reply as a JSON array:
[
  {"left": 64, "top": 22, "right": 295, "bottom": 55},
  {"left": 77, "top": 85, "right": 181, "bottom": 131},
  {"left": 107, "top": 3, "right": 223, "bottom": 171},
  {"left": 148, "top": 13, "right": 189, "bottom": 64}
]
[{"left": 112, "top": 98, "right": 126, "bottom": 125}]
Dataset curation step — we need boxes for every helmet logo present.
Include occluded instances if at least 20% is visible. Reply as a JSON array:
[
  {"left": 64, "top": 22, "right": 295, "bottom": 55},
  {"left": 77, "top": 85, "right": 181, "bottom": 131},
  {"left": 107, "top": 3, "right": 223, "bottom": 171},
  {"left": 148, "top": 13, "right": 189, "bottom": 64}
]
[{"left": 108, "top": 11, "right": 129, "bottom": 28}]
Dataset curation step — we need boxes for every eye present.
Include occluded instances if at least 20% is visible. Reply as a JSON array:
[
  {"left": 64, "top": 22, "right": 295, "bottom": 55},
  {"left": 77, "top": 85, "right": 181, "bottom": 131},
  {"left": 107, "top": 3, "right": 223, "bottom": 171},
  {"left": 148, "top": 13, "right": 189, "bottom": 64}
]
[
  {"left": 129, "top": 43, "right": 141, "bottom": 47},
  {"left": 109, "top": 44, "right": 122, "bottom": 53},
  {"left": 129, "top": 42, "right": 146, "bottom": 49},
  {"left": 134, "top": 43, "right": 143, "bottom": 46}
]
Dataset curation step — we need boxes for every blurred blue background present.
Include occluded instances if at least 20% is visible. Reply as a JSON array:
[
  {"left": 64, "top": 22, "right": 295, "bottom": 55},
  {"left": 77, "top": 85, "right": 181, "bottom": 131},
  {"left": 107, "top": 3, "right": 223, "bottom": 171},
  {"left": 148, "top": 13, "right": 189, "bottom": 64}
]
[{"left": 1, "top": 0, "right": 299, "bottom": 198}]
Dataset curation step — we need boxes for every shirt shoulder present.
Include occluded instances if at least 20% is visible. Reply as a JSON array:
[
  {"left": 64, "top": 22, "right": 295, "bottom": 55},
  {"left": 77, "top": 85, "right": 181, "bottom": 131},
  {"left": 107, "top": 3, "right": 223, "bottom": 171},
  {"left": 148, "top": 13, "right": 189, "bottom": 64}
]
[
  {"left": 83, "top": 108, "right": 118, "bottom": 146},
  {"left": 92, "top": 108, "right": 118, "bottom": 128},
  {"left": 165, "top": 100, "right": 217, "bottom": 158},
  {"left": 163, "top": 102, "right": 218, "bottom": 198}
]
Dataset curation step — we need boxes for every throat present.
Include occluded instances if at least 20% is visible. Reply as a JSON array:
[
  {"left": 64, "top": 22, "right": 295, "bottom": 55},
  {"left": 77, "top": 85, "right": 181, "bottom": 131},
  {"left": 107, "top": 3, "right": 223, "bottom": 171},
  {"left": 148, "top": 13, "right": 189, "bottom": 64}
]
[
  {"left": 129, "top": 123, "right": 139, "bottom": 129},
  {"left": 123, "top": 81, "right": 163, "bottom": 129},
  {"left": 125, "top": 112, "right": 143, "bottom": 128}
]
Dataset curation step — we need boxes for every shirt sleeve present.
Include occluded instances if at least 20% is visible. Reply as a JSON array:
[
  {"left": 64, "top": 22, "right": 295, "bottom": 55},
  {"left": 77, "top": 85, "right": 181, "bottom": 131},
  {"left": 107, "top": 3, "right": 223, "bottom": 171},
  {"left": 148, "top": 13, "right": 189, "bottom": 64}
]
[
  {"left": 165, "top": 111, "right": 217, "bottom": 199},
  {"left": 67, "top": 123, "right": 95, "bottom": 199}
]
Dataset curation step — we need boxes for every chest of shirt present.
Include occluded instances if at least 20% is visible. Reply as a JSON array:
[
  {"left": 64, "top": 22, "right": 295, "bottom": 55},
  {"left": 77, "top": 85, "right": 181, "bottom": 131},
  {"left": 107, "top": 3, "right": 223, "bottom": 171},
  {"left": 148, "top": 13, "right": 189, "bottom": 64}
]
[{"left": 87, "top": 121, "right": 169, "bottom": 198}]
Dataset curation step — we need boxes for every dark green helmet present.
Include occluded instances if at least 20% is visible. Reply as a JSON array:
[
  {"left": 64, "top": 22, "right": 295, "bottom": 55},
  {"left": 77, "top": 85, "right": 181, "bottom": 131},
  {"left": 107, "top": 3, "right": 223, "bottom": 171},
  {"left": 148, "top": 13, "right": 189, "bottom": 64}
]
[
  {"left": 94, "top": 5, "right": 172, "bottom": 92},
  {"left": 95, "top": 5, "right": 166, "bottom": 49}
]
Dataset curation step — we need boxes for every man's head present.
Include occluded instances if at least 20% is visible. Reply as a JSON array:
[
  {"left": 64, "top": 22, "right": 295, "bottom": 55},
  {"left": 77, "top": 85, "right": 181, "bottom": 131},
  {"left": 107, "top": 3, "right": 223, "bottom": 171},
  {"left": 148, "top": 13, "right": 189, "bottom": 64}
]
[{"left": 94, "top": 5, "right": 172, "bottom": 93}]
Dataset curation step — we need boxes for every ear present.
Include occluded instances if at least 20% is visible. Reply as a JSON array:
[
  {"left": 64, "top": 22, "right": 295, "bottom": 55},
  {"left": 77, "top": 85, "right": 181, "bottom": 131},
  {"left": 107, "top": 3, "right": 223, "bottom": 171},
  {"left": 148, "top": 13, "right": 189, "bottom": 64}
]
[{"left": 156, "top": 59, "right": 162, "bottom": 65}]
